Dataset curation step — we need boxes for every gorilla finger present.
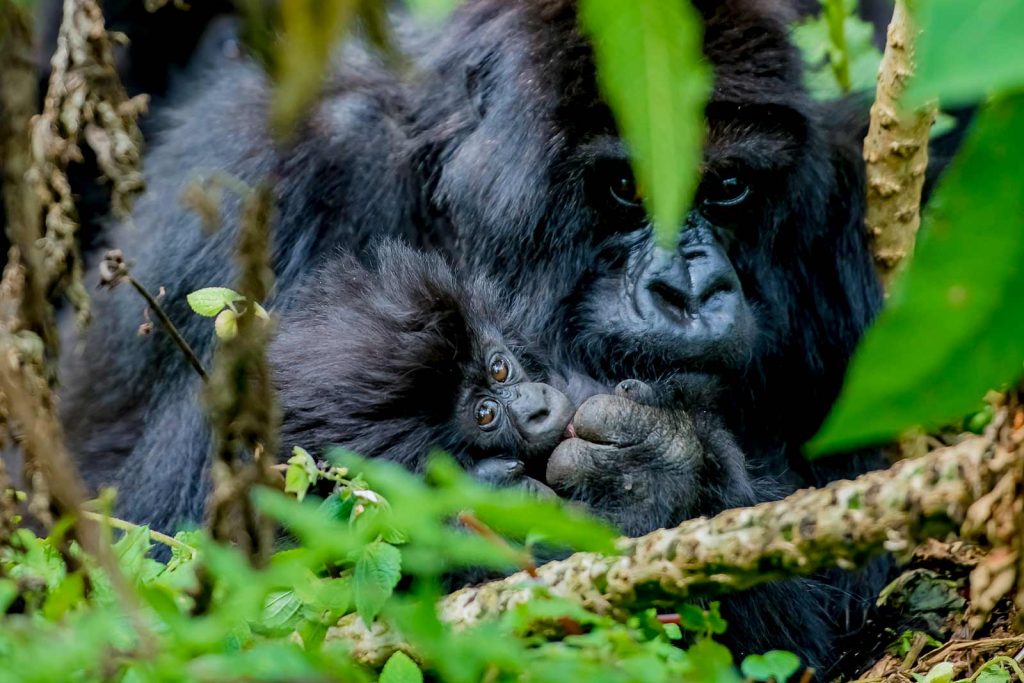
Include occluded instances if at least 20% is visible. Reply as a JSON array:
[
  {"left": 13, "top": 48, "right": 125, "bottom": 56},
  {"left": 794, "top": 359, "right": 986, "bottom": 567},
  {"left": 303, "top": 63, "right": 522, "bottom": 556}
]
[
  {"left": 614, "top": 379, "right": 659, "bottom": 405},
  {"left": 518, "top": 476, "right": 557, "bottom": 498},
  {"left": 471, "top": 458, "right": 526, "bottom": 487},
  {"left": 546, "top": 437, "right": 618, "bottom": 491},
  {"left": 572, "top": 393, "right": 659, "bottom": 445}
]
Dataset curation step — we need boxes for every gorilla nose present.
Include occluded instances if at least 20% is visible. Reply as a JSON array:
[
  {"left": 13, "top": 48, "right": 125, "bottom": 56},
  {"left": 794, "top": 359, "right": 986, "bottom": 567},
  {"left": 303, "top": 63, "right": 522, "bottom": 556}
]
[
  {"left": 508, "top": 383, "right": 575, "bottom": 450},
  {"left": 643, "top": 246, "right": 740, "bottom": 322},
  {"left": 633, "top": 242, "right": 753, "bottom": 360}
]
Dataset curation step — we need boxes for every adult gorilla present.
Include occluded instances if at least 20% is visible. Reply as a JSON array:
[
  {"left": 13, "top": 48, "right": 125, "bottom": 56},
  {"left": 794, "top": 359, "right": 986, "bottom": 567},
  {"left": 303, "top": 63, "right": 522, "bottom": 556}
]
[{"left": 62, "top": 0, "right": 886, "bottom": 672}]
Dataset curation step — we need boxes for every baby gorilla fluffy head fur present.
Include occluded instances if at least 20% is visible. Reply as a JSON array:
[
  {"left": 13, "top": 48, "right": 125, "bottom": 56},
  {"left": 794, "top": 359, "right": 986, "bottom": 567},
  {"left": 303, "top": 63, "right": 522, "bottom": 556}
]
[{"left": 271, "top": 242, "right": 574, "bottom": 478}]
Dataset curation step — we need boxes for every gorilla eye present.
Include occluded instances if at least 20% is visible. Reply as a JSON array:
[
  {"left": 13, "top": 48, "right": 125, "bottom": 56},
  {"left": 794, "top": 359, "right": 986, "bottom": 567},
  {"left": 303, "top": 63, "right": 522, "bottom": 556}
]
[
  {"left": 702, "top": 176, "right": 750, "bottom": 208},
  {"left": 609, "top": 172, "right": 642, "bottom": 208},
  {"left": 475, "top": 398, "right": 501, "bottom": 430},
  {"left": 489, "top": 354, "right": 511, "bottom": 383}
]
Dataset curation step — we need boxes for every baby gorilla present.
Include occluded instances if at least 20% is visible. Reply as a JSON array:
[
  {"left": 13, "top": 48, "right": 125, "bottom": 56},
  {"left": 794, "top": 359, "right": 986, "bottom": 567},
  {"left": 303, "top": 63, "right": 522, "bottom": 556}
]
[{"left": 271, "top": 242, "right": 572, "bottom": 490}]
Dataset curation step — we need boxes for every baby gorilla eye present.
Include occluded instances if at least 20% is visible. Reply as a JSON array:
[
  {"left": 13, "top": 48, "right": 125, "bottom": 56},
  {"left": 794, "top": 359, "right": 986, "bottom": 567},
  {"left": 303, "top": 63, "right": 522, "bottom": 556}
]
[
  {"left": 475, "top": 398, "right": 501, "bottom": 430},
  {"left": 489, "top": 354, "right": 511, "bottom": 383}
]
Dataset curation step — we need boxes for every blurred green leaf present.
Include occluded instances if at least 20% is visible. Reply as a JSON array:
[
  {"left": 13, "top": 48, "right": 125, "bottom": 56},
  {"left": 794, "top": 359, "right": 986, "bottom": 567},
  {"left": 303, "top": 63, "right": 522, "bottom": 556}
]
[
  {"left": 792, "top": 0, "right": 882, "bottom": 99},
  {"left": 741, "top": 650, "right": 802, "bottom": 682},
  {"left": 380, "top": 651, "right": 423, "bottom": 683},
  {"left": 354, "top": 540, "right": 402, "bottom": 624},
  {"left": 404, "top": 0, "right": 460, "bottom": 21},
  {"left": 908, "top": 1, "right": 1024, "bottom": 107},
  {"left": 579, "top": 0, "right": 711, "bottom": 248},
  {"left": 811, "top": 95, "right": 1024, "bottom": 454}
]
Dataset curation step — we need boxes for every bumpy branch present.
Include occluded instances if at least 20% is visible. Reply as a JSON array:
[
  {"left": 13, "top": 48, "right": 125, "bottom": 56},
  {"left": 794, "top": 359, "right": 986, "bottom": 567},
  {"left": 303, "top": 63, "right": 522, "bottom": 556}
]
[
  {"left": 327, "top": 425, "right": 1013, "bottom": 665},
  {"left": 863, "top": 0, "right": 937, "bottom": 290}
]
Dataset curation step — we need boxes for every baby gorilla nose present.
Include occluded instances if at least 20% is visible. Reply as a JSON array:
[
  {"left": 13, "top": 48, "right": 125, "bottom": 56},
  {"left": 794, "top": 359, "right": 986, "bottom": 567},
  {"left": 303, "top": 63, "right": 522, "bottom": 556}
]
[{"left": 507, "top": 383, "right": 574, "bottom": 453}]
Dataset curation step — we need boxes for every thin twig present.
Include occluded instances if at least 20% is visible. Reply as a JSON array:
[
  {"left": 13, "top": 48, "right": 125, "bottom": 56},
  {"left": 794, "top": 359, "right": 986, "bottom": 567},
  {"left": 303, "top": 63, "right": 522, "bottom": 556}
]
[
  {"left": 99, "top": 249, "right": 208, "bottom": 381},
  {"left": 457, "top": 511, "right": 538, "bottom": 578}
]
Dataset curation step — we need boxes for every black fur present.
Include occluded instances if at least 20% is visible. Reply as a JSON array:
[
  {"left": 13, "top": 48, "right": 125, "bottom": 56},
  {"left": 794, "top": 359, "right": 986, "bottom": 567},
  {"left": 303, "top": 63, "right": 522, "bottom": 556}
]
[
  {"left": 59, "top": 1, "right": 904, "bottom": 674},
  {"left": 273, "top": 241, "right": 569, "bottom": 474}
]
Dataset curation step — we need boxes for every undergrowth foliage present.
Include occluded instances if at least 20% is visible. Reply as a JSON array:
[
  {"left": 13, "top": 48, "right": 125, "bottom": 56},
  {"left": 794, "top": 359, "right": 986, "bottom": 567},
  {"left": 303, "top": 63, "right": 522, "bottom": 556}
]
[{"left": 0, "top": 453, "right": 801, "bottom": 683}]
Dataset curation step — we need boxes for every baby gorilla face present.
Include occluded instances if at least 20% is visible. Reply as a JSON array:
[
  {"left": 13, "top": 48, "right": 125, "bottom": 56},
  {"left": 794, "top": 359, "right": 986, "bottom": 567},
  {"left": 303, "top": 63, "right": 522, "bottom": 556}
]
[{"left": 459, "top": 347, "right": 574, "bottom": 464}]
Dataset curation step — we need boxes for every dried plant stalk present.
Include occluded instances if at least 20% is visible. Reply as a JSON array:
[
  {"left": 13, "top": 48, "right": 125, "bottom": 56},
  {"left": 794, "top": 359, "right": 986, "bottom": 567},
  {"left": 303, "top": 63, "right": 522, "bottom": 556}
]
[{"left": 863, "top": 0, "right": 938, "bottom": 290}]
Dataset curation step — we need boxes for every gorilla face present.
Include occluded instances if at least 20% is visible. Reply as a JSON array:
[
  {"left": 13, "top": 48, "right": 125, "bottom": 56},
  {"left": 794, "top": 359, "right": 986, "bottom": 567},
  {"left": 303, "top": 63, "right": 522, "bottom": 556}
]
[{"left": 414, "top": 0, "right": 874, "bottom": 428}]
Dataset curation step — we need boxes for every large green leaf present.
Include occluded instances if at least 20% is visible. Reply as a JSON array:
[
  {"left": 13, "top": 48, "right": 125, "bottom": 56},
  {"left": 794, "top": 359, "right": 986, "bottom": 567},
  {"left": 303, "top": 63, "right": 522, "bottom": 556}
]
[
  {"left": 908, "top": 1, "right": 1024, "bottom": 107},
  {"left": 579, "top": 0, "right": 710, "bottom": 248},
  {"left": 353, "top": 540, "right": 402, "bottom": 625},
  {"left": 810, "top": 95, "right": 1024, "bottom": 454}
]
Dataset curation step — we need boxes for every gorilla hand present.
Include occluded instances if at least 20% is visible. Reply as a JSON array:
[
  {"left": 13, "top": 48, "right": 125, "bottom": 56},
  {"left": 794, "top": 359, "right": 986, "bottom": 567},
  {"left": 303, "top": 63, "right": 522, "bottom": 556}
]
[
  {"left": 471, "top": 457, "right": 557, "bottom": 497},
  {"left": 545, "top": 380, "right": 706, "bottom": 536}
]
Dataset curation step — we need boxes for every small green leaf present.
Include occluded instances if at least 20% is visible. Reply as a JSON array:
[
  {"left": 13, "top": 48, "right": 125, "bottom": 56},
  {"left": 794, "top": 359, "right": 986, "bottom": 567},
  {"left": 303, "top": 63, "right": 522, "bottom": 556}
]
[
  {"left": 810, "top": 95, "right": 1024, "bottom": 454},
  {"left": 917, "top": 661, "right": 955, "bottom": 683},
  {"left": 579, "top": 0, "right": 710, "bottom": 248},
  {"left": 908, "top": 1, "right": 1024, "bottom": 108},
  {"left": 285, "top": 447, "right": 320, "bottom": 502},
  {"left": 663, "top": 622, "right": 682, "bottom": 640},
  {"left": 741, "top": 651, "right": 801, "bottom": 682},
  {"left": 354, "top": 541, "right": 402, "bottom": 625},
  {"left": 380, "top": 651, "right": 423, "bottom": 683},
  {"left": 186, "top": 287, "right": 244, "bottom": 317}
]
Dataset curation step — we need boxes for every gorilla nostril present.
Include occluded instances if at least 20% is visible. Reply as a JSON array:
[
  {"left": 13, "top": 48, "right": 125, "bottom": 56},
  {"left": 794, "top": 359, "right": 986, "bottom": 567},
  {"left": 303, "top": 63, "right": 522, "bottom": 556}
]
[
  {"left": 698, "top": 278, "right": 737, "bottom": 306},
  {"left": 648, "top": 280, "right": 693, "bottom": 319},
  {"left": 526, "top": 406, "right": 551, "bottom": 424}
]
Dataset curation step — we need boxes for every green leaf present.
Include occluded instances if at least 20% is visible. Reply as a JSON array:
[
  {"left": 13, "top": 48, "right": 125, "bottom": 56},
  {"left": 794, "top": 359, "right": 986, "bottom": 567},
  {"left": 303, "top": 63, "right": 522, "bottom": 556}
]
[
  {"left": 977, "top": 663, "right": 1012, "bottom": 683},
  {"left": 404, "top": 0, "right": 460, "bottom": 21},
  {"left": 354, "top": 540, "right": 402, "bottom": 625},
  {"left": 256, "top": 590, "right": 304, "bottom": 635},
  {"left": 915, "top": 661, "right": 955, "bottom": 683},
  {"left": 380, "top": 651, "right": 423, "bottom": 683},
  {"left": 186, "top": 287, "right": 244, "bottom": 317},
  {"left": 741, "top": 651, "right": 801, "bottom": 682},
  {"left": 792, "top": 0, "right": 882, "bottom": 100},
  {"left": 285, "top": 447, "right": 319, "bottom": 502},
  {"left": 908, "top": 1, "right": 1024, "bottom": 108},
  {"left": 579, "top": 0, "right": 710, "bottom": 248},
  {"left": 810, "top": 95, "right": 1024, "bottom": 454}
]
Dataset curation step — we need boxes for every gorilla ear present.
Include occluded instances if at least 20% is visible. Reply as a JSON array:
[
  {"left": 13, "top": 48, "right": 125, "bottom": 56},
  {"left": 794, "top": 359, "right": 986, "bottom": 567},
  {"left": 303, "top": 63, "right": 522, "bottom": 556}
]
[{"left": 464, "top": 52, "right": 497, "bottom": 120}]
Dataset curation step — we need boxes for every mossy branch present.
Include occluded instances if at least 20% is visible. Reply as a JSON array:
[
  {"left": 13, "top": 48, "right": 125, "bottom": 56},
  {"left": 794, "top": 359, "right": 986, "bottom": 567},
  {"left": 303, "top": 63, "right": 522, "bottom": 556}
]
[
  {"left": 863, "top": 0, "right": 938, "bottom": 290},
  {"left": 327, "top": 423, "right": 1014, "bottom": 665},
  {"left": 204, "top": 183, "right": 280, "bottom": 567}
]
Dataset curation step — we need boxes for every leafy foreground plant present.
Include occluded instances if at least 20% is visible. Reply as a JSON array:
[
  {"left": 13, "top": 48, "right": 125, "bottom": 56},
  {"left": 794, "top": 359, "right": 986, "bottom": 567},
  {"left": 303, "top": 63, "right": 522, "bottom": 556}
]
[{"left": 0, "top": 454, "right": 800, "bottom": 683}]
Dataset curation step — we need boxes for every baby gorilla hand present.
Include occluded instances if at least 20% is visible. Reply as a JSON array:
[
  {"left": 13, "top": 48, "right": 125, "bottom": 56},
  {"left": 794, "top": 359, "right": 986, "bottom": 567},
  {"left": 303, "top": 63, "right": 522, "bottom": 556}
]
[
  {"left": 546, "top": 380, "right": 703, "bottom": 536},
  {"left": 471, "top": 457, "right": 556, "bottom": 497}
]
